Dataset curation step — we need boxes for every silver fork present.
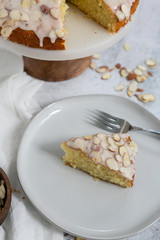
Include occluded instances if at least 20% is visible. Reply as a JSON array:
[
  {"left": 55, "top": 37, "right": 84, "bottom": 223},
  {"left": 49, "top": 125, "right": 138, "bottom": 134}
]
[{"left": 88, "top": 109, "right": 160, "bottom": 136}]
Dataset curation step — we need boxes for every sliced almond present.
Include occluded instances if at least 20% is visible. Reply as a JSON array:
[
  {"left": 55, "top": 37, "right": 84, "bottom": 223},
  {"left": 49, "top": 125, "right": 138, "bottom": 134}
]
[
  {"left": 145, "top": 59, "right": 157, "bottom": 68},
  {"left": 115, "top": 83, "right": 125, "bottom": 91},
  {"left": 124, "top": 43, "right": 131, "bottom": 51},
  {"left": 128, "top": 80, "right": 138, "bottom": 92},
  {"left": 92, "top": 53, "right": 101, "bottom": 59},
  {"left": 119, "top": 146, "right": 127, "bottom": 156},
  {"left": 108, "top": 137, "right": 115, "bottom": 146},
  {"left": 115, "top": 9, "right": 125, "bottom": 21},
  {"left": 0, "top": 9, "right": 8, "bottom": 19},
  {"left": 127, "top": 90, "right": 133, "bottom": 97},
  {"left": 90, "top": 151, "right": 102, "bottom": 163},
  {"left": 134, "top": 68, "right": 142, "bottom": 76},
  {"left": 50, "top": 8, "right": 60, "bottom": 19},
  {"left": 121, "top": 4, "right": 130, "bottom": 18},
  {"left": 123, "top": 152, "right": 130, "bottom": 167},
  {"left": 1, "top": 26, "right": 12, "bottom": 38},
  {"left": 114, "top": 139, "right": 124, "bottom": 146},
  {"left": 108, "top": 145, "right": 117, "bottom": 153},
  {"left": 9, "top": 9, "right": 21, "bottom": 20},
  {"left": 96, "top": 67, "right": 107, "bottom": 73},
  {"left": 113, "top": 134, "right": 121, "bottom": 142},
  {"left": 100, "top": 140, "right": 108, "bottom": 149},
  {"left": 106, "top": 158, "right": 119, "bottom": 171},
  {"left": 120, "top": 68, "right": 128, "bottom": 78},
  {"left": 101, "top": 73, "right": 111, "bottom": 80},
  {"left": 93, "top": 136, "right": 100, "bottom": 145},
  {"left": 136, "top": 76, "right": 143, "bottom": 83},
  {"left": 55, "top": 29, "right": 64, "bottom": 38},
  {"left": 84, "top": 135, "right": 93, "bottom": 140},
  {"left": 138, "top": 94, "right": 155, "bottom": 103},
  {"left": 115, "top": 154, "right": 122, "bottom": 162},
  {"left": 97, "top": 133, "right": 107, "bottom": 140},
  {"left": 90, "top": 61, "right": 96, "bottom": 70},
  {"left": 138, "top": 65, "right": 147, "bottom": 71},
  {"left": 108, "top": 146, "right": 116, "bottom": 153}
]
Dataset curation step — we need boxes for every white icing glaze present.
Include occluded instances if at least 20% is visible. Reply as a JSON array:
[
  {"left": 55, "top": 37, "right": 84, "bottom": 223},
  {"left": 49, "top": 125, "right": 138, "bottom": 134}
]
[
  {"left": 0, "top": 0, "right": 65, "bottom": 46},
  {"left": 66, "top": 133, "right": 137, "bottom": 181}
]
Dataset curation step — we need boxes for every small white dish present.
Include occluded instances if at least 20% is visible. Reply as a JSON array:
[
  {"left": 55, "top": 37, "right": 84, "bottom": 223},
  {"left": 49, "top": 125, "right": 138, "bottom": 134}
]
[
  {"left": 0, "top": 5, "right": 137, "bottom": 61},
  {"left": 17, "top": 95, "right": 160, "bottom": 240}
]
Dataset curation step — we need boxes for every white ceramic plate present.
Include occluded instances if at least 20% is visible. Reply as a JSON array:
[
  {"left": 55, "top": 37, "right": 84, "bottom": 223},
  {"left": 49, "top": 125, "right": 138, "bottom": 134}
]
[
  {"left": 0, "top": 4, "right": 137, "bottom": 60},
  {"left": 17, "top": 95, "right": 160, "bottom": 240}
]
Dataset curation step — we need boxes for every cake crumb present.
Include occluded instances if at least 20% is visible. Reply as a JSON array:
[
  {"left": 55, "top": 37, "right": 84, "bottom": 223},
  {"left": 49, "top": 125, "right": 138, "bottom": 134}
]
[
  {"left": 93, "top": 177, "right": 100, "bottom": 182},
  {"left": 13, "top": 188, "right": 21, "bottom": 194}
]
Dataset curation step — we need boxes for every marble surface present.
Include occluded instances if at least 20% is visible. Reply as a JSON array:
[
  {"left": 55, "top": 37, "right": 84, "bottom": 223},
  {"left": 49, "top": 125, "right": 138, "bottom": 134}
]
[{"left": 34, "top": 0, "right": 160, "bottom": 239}]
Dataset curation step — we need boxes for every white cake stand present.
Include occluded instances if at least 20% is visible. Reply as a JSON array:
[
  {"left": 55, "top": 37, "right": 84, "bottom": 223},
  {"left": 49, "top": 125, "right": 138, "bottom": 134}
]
[{"left": 0, "top": 4, "right": 138, "bottom": 81}]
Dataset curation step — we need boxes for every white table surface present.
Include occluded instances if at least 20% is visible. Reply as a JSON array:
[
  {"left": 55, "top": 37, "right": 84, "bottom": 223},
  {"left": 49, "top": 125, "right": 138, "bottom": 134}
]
[
  {"left": 0, "top": 0, "right": 160, "bottom": 239},
  {"left": 34, "top": 0, "right": 160, "bottom": 239}
]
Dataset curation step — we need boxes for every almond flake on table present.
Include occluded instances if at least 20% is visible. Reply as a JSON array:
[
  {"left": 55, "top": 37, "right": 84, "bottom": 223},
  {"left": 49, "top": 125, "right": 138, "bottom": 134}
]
[
  {"left": 145, "top": 59, "right": 157, "bottom": 68},
  {"left": 124, "top": 43, "right": 131, "bottom": 51},
  {"left": 138, "top": 65, "right": 147, "bottom": 71},
  {"left": 96, "top": 67, "right": 107, "bottom": 73},
  {"left": 128, "top": 80, "right": 138, "bottom": 92},
  {"left": 134, "top": 68, "right": 143, "bottom": 76},
  {"left": 136, "top": 75, "right": 147, "bottom": 83},
  {"left": 101, "top": 73, "right": 111, "bottom": 80},
  {"left": 137, "top": 94, "right": 155, "bottom": 102},
  {"left": 115, "top": 83, "right": 125, "bottom": 91},
  {"left": 90, "top": 61, "right": 97, "bottom": 70},
  {"left": 92, "top": 53, "right": 101, "bottom": 59},
  {"left": 120, "top": 68, "right": 128, "bottom": 78},
  {"left": 127, "top": 90, "right": 134, "bottom": 97}
]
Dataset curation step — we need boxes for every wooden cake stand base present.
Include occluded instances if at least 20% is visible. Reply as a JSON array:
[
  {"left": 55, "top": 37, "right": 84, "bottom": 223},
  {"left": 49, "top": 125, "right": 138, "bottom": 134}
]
[{"left": 23, "top": 56, "right": 92, "bottom": 82}]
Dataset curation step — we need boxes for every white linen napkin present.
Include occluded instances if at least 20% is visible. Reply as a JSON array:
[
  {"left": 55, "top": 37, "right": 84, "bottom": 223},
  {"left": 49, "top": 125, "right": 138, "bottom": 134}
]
[{"left": 0, "top": 49, "right": 64, "bottom": 240}]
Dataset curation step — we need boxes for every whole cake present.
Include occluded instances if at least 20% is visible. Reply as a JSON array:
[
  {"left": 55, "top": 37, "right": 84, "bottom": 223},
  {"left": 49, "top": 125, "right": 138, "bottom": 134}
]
[
  {"left": 61, "top": 133, "right": 138, "bottom": 188},
  {"left": 0, "top": 0, "right": 139, "bottom": 50}
]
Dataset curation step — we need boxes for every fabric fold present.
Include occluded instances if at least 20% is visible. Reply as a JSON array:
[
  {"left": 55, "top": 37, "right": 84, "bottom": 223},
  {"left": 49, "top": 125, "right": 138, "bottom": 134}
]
[{"left": 0, "top": 70, "right": 64, "bottom": 240}]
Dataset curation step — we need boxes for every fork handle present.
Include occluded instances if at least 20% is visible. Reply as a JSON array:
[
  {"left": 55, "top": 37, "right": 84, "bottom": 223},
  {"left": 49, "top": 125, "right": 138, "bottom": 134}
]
[{"left": 131, "top": 126, "right": 160, "bottom": 136}]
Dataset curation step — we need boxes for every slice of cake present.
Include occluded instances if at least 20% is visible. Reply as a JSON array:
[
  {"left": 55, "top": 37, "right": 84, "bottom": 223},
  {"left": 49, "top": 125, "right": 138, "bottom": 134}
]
[
  {"left": 69, "top": 0, "right": 139, "bottom": 33},
  {"left": 61, "top": 133, "right": 138, "bottom": 188},
  {"left": 0, "top": 0, "right": 68, "bottom": 50}
]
